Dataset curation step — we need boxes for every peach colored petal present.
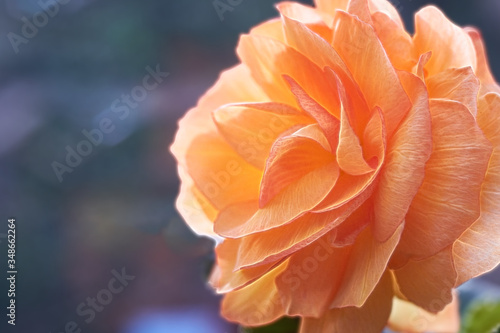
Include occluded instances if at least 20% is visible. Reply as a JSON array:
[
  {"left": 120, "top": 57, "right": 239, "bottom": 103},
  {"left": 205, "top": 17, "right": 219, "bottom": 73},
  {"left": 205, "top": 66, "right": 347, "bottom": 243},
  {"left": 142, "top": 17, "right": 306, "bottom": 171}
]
[
  {"left": 237, "top": 34, "right": 338, "bottom": 112},
  {"left": 413, "top": 6, "right": 476, "bottom": 76},
  {"left": 314, "top": 0, "right": 349, "bottom": 14},
  {"left": 371, "top": 11, "right": 415, "bottom": 71},
  {"left": 276, "top": 2, "right": 333, "bottom": 40},
  {"left": 213, "top": 102, "right": 311, "bottom": 169},
  {"left": 329, "top": 224, "right": 403, "bottom": 308},
  {"left": 210, "top": 240, "right": 278, "bottom": 293},
  {"left": 373, "top": 72, "right": 432, "bottom": 242},
  {"left": 426, "top": 66, "right": 480, "bottom": 117},
  {"left": 337, "top": 102, "right": 374, "bottom": 175},
  {"left": 259, "top": 125, "right": 335, "bottom": 207},
  {"left": 276, "top": 230, "right": 350, "bottom": 317},
  {"left": 393, "top": 247, "right": 456, "bottom": 313},
  {"left": 278, "top": 14, "right": 371, "bottom": 123},
  {"left": 185, "top": 133, "right": 262, "bottom": 210},
  {"left": 393, "top": 99, "right": 492, "bottom": 262},
  {"left": 250, "top": 18, "right": 285, "bottom": 42},
  {"left": 284, "top": 75, "right": 340, "bottom": 148},
  {"left": 332, "top": 10, "right": 411, "bottom": 137},
  {"left": 388, "top": 291, "right": 460, "bottom": 333},
  {"left": 214, "top": 161, "right": 338, "bottom": 238},
  {"left": 453, "top": 92, "right": 500, "bottom": 285},
  {"left": 299, "top": 271, "right": 393, "bottom": 333},
  {"left": 272, "top": 219, "right": 400, "bottom": 318},
  {"left": 314, "top": 107, "right": 385, "bottom": 212},
  {"left": 362, "top": 107, "right": 386, "bottom": 163},
  {"left": 368, "top": 0, "right": 404, "bottom": 28},
  {"left": 175, "top": 167, "right": 219, "bottom": 238},
  {"left": 225, "top": 183, "right": 375, "bottom": 271},
  {"left": 221, "top": 259, "right": 289, "bottom": 326},
  {"left": 415, "top": 51, "right": 432, "bottom": 79},
  {"left": 171, "top": 64, "right": 268, "bottom": 168},
  {"left": 347, "top": 0, "right": 373, "bottom": 25},
  {"left": 465, "top": 27, "right": 500, "bottom": 95}
]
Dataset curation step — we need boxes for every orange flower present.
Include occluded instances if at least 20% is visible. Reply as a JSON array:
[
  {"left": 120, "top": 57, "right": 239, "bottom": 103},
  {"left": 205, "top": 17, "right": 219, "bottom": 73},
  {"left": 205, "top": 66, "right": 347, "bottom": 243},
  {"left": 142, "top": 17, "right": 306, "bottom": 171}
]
[{"left": 171, "top": 0, "right": 500, "bottom": 332}]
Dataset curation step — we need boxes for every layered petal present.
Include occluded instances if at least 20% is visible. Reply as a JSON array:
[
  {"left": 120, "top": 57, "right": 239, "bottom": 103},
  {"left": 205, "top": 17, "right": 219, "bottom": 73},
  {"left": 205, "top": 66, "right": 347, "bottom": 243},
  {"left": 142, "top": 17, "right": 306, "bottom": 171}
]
[
  {"left": 314, "top": 0, "right": 349, "bottom": 14},
  {"left": 394, "top": 99, "right": 492, "bottom": 262},
  {"left": 371, "top": 11, "right": 414, "bottom": 71},
  {"left": 221, "top": 260, "right": 289, "bottom": 326},
  {"left": 413, "top": 6, "right": 476, "bottom": 76},
  {"left": 329, "top": 224, "right": 403, "bottom": 308},
  {"left": 259, "top": 124, "right": 335, "bottom": 207},
  {"left": 453, "top": 92, "right": 500, "bottom": 285},
  {"left": 299, "top": 271, "right": 393, "bottom": 333},
  {"left": 465, "top": 27, "right": 500, "bottom": 94},
  {"left": 393, "top": 247, "right": 456, "bottom": 313},
  {"left": 171, "top": 64, "right": 268, "bottom": 168},
  {"left": 332, "top": 10, "right": 411, "bottom": 137},
  {"left": 388, "top": 292, "right": 460, "bottom": 333},
  {"left": 213, "top": 102, "right": 312, "bottom": 169},
  {"left": 276, "top": 2, "right": 334, "bottom": 40},
  {"left": 214, "top": 158, "right": 338, "bottom": 237},
  {"left": 237, "top": 33, "right": 338, "bottom": 112},
  {"left": 185, "top": 133, "right": 262, "bottom": 210},
  {"left": 223, "top": 179, "right": 376, "bottom": 271},
  {"left": 337, "top": 102, "right": 374, "bottom": 175},
  {"left": 426, "top": 66, "right": 480, "bottom": 117},
  {"left": 373, "top": 72, "right": 432, "bottom": 242}
]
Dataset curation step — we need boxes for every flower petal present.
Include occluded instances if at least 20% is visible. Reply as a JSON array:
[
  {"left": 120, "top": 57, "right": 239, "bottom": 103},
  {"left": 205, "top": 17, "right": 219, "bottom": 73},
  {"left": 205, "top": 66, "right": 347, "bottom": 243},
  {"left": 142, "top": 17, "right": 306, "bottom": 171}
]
[
  {"left": 373, "top": 72, "right": 432, "bottom": 242},
  {"left": 371, "top": 11, "right": 414, "bottom": 71},
  {"left": 213, "top": 102, "right": 311, "bottom": 169},
  {"left": 329, "top": 224, "right": 403, "bottom": 308},
  {"left": 368, "top": 0, "right": 404, "bottom": 28},
  {"left": 426, "top": 66, "right": 480, "bottom": 117},
  {"left": 259, "top": 124, "right": 335, "bottom": 207},
  {"left": 393, "top": 99, "right": 492, "bottom": 262},
  {"left": 214, "top": 161, "right": 338, "bottom": 238},
  {"left": 276, "top": 2, "right": 334, "bottom": 40},
  {"left": 388, "top": 291, "right": 460, "bottom": 333},
  {"left": 237, "top": 34, "right": 338, "bottom": 112},
  {"left": 465, "top": 27, "right": 500, "bottom": 95},
  {"left": 224, "top": 182, "right": 375, "bottom": 271},
  {"left": 221, "top": 259, "right": 289, "bottom": 326},
  {"left": 171, "top": 64, "right": 268, "bottom": 168},
  {"left": 274, "top": 222, "right": 401, "bottom": 318},
  {"left": 332, "top": 10, "right": 411, "bottom": 137},
  {"left": 279, "top": 14, "right": 371, "bottom": 124},
  {"left": 337, "top": 102, "right": 374, "bottom": 175},
  {"left": 413, "top": 6, "right": 476, "bottom": 76},
  {"left": 284, "top": 75, "right": 340, "bottom": 148},
  {"left": 314, "top": 0, "right": 349, "bottom": 14},
  {"left": 453, "top": 92, "right": 500, "bottom": 285},
  {"left": 210, "top": 243, "right": 277, "bottom": 293},
  {"left": 185, "top": 133, "right": 262, "bottom": 210},
  {"left": 393, "top": 247, "right": 456, "bottom": 313},
  {"left": 299, "top": 271, "right": 393, "bottom": 333},
  {"left": 176, "top": 166, "right": 219, "bottom": 238}
]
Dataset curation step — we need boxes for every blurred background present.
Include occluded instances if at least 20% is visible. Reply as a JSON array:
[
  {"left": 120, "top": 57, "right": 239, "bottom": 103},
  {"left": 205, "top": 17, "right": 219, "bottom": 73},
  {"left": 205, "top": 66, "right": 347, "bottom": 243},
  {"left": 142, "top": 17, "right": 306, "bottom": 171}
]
[{"left": 0, "top": 0, "right": 498, "bottom": 332}]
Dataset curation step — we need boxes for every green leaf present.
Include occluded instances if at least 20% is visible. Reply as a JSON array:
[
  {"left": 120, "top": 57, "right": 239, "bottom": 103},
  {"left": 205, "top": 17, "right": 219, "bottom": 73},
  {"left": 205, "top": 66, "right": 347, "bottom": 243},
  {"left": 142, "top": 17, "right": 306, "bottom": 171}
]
[
  {"left": 239, "top": 317, "right": 300, "bottom": 333},
  {"left": 461, "top": 300, "right": 500, "bottom": 333}
]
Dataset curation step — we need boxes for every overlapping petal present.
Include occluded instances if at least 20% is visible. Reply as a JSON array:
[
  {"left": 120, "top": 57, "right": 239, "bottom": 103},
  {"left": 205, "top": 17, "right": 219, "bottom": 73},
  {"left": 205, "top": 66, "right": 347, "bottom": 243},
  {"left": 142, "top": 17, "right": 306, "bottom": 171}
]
[
  {"left": 171, "top": 1, "right": 500, "bottom": 332},
  {"left": 299, "top": 272, "right": 393, "bottom": 333}
]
